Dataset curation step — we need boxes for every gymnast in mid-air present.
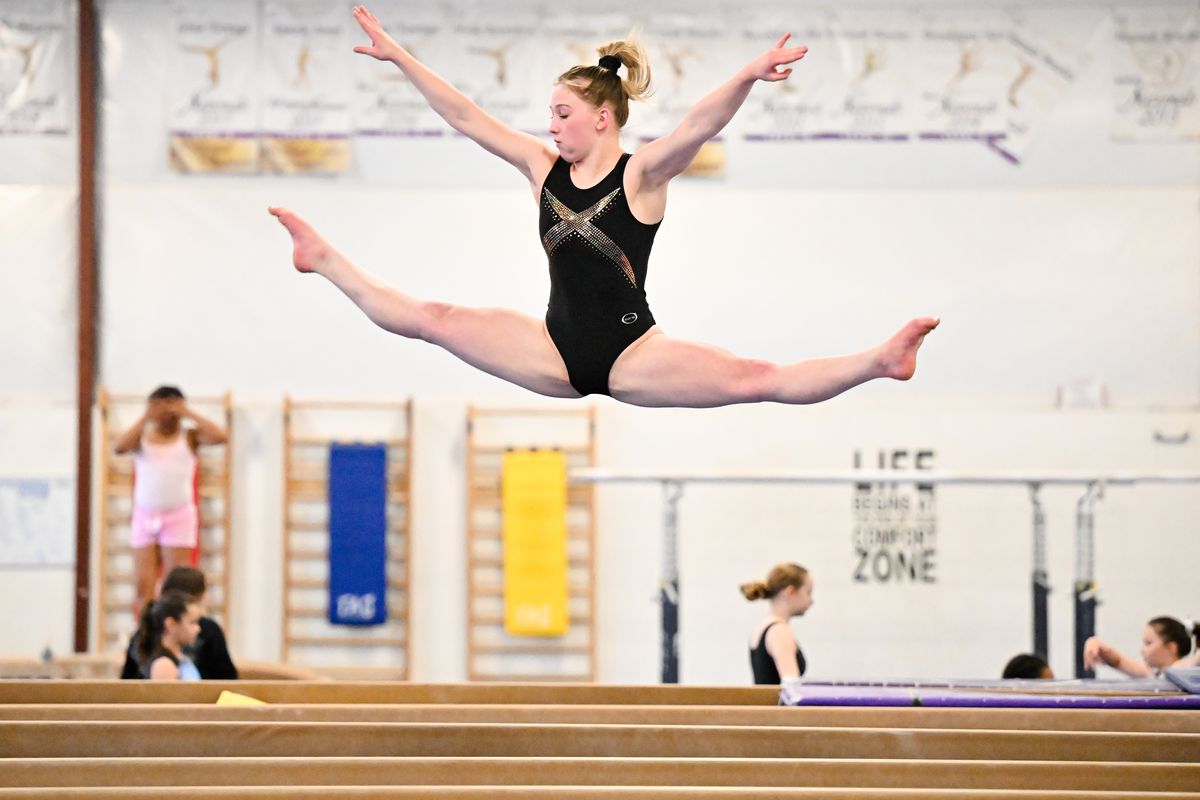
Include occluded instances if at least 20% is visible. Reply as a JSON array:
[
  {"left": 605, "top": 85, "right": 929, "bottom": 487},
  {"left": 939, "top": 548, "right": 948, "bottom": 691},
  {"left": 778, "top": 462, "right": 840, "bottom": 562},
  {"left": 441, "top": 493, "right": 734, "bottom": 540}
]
[{"left": 270, "top": 5, "right": 938, "bottom": 407}]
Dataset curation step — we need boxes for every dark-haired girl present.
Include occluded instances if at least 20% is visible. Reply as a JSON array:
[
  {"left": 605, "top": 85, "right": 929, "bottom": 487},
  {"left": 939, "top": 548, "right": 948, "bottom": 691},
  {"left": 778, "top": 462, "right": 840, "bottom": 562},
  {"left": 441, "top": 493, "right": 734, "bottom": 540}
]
[
  {"left": 136, "top": 590, "right": 203, "bottom": 681},
  {"left": 1083, "top": 616, "right": 1200, "bottom": 678}
]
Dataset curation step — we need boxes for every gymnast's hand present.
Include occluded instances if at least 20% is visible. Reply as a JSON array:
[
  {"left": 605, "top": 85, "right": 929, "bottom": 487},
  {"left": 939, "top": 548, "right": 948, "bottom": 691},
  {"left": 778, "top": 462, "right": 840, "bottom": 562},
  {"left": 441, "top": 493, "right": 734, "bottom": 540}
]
[
  {"left": 351, "top": 5, "right": 402, "bottom": 62},
  {"left": 743, "top": 34, "right": 808, "bottom": 82},
  {"left": 1082, "top": 636, "right": 1114, "bottom": 670}
]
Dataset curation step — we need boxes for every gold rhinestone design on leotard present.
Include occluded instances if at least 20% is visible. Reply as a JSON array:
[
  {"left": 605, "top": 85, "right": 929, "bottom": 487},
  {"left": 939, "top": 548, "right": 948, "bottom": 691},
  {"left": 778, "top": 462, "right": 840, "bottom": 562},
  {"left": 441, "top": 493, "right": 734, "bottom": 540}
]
[{"left": 542, "top": 188, "right": 637, "bottom": 288}]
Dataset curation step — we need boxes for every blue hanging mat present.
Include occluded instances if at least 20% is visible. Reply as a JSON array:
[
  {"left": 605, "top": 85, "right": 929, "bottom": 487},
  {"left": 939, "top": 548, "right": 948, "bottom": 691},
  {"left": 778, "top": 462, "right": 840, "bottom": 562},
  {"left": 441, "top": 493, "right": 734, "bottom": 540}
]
[{"left": 327, "top": 443, "right": 388, "bottom": 626}]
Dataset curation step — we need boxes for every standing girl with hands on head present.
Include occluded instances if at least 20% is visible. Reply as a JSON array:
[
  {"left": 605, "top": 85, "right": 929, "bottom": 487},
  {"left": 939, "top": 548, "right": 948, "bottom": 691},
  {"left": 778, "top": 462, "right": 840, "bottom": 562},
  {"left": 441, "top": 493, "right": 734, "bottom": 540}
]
[{"left": 113, "top": 386, "right": 228, "bottom": 615}]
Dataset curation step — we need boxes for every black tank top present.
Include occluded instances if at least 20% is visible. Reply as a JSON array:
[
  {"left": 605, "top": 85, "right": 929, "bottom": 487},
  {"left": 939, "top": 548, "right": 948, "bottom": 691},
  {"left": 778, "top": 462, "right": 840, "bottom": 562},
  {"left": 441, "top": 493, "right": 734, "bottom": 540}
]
[
  {"left": 538, "top": 153, "right": 660, "bottom": 395},
  {"left": 749, "top": 621, "right": 806, "bottom": 685}
]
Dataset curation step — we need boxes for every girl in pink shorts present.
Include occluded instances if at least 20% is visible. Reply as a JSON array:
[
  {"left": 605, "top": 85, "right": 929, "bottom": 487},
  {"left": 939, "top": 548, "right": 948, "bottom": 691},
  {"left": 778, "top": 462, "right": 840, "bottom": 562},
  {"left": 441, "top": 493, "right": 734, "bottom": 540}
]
[{"left": 114, "top": 386, "right": 227, "bottom": 615}]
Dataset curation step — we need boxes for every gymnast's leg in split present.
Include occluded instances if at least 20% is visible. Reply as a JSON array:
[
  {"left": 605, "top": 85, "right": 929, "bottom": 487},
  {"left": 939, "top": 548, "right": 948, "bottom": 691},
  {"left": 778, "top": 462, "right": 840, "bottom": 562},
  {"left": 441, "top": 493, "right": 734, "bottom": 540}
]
[
  {"left": 269, "top": 206, "right": 937, "bottom": 410},
  {"left": 605, "top": 318, "right": 937, "bottom": 409},
  {"left": 270, "top": 207, "right": 581, "bottom": 401}
]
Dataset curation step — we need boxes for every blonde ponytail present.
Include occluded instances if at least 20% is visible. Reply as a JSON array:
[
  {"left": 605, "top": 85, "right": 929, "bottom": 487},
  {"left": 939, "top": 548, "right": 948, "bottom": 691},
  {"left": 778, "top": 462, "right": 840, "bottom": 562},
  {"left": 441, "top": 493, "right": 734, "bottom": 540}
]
[{"left": 556, "top": 34, "right": 653, "bottom": 128}]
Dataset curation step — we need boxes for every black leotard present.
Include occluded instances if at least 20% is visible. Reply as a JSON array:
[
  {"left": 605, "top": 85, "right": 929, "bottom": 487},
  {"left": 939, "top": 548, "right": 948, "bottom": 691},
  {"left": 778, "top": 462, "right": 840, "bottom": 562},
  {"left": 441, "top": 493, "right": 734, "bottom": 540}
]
[
  {"left": 539, "top": 153, "right": 660, "bottom": 396},
  {"left": 749, "top": 621, "right": 806, "bottom": 685}
]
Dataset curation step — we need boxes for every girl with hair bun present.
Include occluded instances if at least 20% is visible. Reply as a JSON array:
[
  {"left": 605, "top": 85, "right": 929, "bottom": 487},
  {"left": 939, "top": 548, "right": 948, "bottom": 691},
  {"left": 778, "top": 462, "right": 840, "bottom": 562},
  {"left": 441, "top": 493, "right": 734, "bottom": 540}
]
[
  {"left": 741, "top": 562, "right": 813, "bottom": 685},
  {"left": 1083, "top": 616, "right": 1200, "bottom": 678},
  {"left": 271, "top": 6, "right": 937, "bottom": 409}
]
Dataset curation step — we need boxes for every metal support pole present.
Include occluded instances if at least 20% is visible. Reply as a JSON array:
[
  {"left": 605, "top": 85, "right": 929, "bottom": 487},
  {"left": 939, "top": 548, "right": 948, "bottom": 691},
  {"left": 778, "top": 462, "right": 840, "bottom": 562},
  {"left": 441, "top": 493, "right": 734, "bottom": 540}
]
[
  {"left": 660, "top": 480, "right": 684, "bottom": 684},
  {"left": 74, "top": 0, "right": 101, "bottom": 653},
  {"left": 1029, "top": 483, "right": 1049, "bottom": 660},
  {"left": 1074, "top": 482, "right": 1102, "bottom": 678}
]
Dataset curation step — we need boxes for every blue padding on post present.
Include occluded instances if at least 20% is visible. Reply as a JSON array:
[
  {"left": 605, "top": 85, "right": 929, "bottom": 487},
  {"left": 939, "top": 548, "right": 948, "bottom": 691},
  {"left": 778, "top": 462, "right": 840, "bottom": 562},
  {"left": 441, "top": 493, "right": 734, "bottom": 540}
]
[{"left": 328, "top": 443, "right": 388, "bottom": 626}]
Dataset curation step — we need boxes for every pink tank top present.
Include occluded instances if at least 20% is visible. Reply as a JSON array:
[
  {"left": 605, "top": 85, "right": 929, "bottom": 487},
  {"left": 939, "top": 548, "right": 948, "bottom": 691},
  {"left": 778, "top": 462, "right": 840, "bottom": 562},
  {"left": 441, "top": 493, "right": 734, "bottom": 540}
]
[{"left": 133, "top": 431, "right": 197, "bottom": 512}]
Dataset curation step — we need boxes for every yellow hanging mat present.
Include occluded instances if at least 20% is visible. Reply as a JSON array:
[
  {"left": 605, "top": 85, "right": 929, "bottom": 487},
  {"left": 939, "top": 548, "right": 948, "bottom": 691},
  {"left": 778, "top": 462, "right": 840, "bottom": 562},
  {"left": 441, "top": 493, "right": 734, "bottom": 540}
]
[{"left": 501, "top": 450, "right": 569, "bottom": 636}]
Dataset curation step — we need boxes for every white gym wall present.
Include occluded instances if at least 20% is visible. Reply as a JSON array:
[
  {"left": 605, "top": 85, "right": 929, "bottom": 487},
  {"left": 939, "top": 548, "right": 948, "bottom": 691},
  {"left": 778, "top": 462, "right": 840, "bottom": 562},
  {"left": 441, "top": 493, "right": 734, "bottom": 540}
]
[{"left": 1, "top": 0, "right": 1196, "bottom": 682}]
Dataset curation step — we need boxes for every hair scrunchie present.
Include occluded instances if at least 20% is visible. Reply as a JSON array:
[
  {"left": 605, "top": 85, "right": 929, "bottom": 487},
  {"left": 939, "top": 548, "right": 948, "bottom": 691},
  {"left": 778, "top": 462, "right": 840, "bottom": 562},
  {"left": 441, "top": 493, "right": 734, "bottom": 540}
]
[{"left": 598, "top": 54, "right": 622, "bottom": 73}]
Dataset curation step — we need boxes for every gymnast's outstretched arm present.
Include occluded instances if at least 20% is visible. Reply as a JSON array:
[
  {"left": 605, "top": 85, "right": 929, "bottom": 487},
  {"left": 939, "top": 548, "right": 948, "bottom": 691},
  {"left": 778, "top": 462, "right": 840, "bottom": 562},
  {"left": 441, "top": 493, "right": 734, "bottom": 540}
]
[
  {"left": 1082, "top": 636, "right": 1152, "bottom": 678},
  {"left": 631, "top": 35, "right": 808, "bottom": 192},
  {"left": 350, "top": 5, "right": 554, "bottom": 189}
]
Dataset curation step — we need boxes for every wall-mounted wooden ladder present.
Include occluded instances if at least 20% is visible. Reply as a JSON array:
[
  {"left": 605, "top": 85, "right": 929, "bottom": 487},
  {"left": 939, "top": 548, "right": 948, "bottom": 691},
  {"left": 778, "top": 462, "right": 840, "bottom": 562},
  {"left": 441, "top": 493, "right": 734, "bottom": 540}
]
[
  {"left": 281, "top": 396, "right": 412, "bottom": 677},
  {"left": 466, "top": 405, "right": 596, "bottom": 681}
]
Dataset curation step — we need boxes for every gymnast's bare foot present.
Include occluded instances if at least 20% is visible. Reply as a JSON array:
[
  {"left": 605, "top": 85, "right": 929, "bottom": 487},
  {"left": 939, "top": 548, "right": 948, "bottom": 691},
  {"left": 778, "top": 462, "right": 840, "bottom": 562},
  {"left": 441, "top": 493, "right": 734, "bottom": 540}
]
[
  {"left": 268, "top": 206, "right": 336, "bottom": 275},
  {"left": 876, "top": 317, "right": 939, "bottom": 381}
]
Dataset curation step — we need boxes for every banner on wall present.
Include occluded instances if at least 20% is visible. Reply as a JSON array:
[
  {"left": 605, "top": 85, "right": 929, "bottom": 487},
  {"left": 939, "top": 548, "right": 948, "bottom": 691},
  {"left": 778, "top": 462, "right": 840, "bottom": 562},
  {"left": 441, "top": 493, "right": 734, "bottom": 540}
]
[
  {"left": 1112, "top": 6, "right": 1200, "bottom": 142},
  {"left": 538, "top": 9, "right": 633, "bottom": 82},
  {"left": 742, "top": 9, "right": 918, "bottom": 142},
  {"left": 851, "top": 448, "right": 938, "bottom": 585},
  {"left": 261, "top": 0, "right": 352, "bottom": 173},
  {"left": 990, "top": 8, "right": 1099, "bottom": 163},
  {"left": 737, "top": 6, "right": 1106, "bottom": 162},
  {"left": 445, "top": 8, "right": 544, "bottom": 135},
  {"left": 828, "top": 11, "right": 919, "bottom": 141},
  {"left": 167, "top": 1, "right": 260, "bottom": 173},
  {"left": 739, "top": 10, "right": 851, "bottom": 141},
  {"left": 352, "top": 0, "right": 450, "bottom": 138},
  {"left": 118, "top": 2, "right": 1188, "bottom": 174},
  {"left": 915, "top": 10, "right": 1011, "bottom": 143},
  {"left": 0, "top": 0, "right": 69, "bottom": 135},
  {"left": 501, "top": 450, "right": 569, "bottom": 637},
  {"left": 638, "top": 9, "right": 732, "bottom": 141}
]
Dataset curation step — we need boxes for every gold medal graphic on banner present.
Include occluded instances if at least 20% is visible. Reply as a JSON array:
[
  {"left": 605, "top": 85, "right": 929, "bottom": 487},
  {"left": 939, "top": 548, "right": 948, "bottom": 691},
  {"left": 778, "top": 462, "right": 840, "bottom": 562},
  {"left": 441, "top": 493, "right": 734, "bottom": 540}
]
[
  {"left": 169, "top": 136, "right": 259, "bottom": 174},
  {"left": 682, "top": 140, "right": 725, "bottom": 178},
  {"left": 261, "top": 137, "right": 351, "bottom": 174}
]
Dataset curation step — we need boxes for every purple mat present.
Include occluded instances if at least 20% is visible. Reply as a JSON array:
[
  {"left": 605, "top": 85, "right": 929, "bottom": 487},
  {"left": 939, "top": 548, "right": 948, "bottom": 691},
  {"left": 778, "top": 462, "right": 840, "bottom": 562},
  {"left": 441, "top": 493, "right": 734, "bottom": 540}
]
[
  {"left": 782, "top": 684, "right": 1200, "bottom": 709},
  {"left": 800, "top": 677, "right": 1183, "bottom": 694}
]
